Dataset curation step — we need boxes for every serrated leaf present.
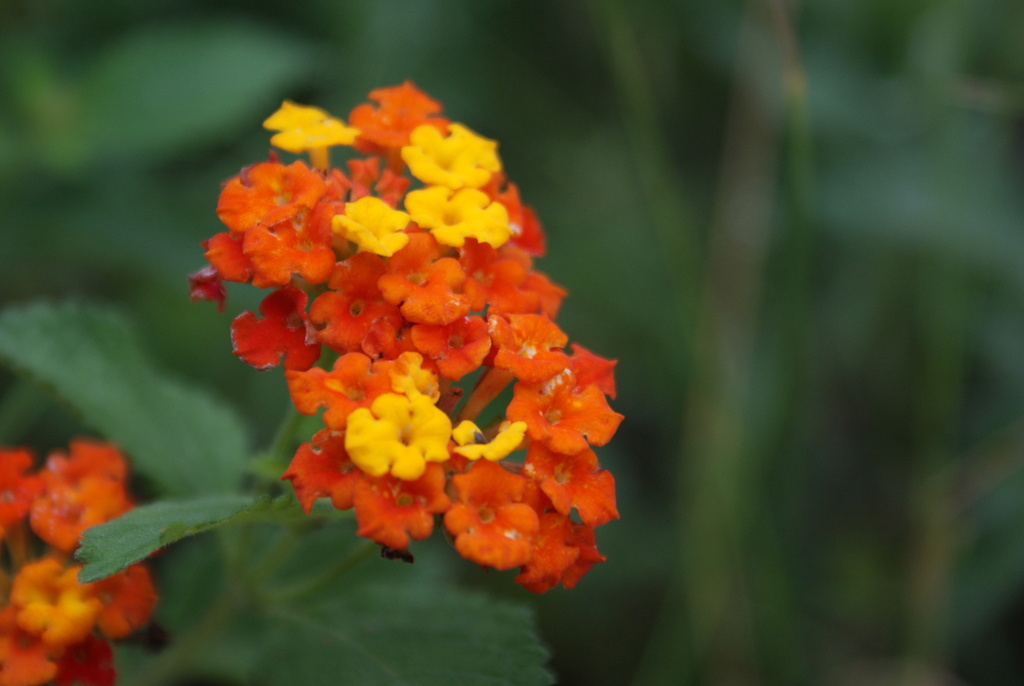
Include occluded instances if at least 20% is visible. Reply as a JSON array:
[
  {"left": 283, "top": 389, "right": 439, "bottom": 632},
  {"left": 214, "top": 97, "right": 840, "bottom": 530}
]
[
  {"left": 255, "top": 584, "right": 553, "bottom": 686},
  {"left": 79, "top": 21, "right": 312, "bottom": 160},
  {"left": 0, "top": 300, "right": 247, "bottom": 496},
  {"left": 77, "top": 494, "right": 305, "bottom": 582}
]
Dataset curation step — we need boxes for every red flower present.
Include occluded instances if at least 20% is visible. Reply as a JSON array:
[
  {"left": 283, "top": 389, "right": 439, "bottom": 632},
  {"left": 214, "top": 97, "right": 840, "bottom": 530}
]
[
  {"left": 187, "top": 265, "right": 227, "bottom": 311},
  {"left": 0, "top": 448, "right": 43, "bottom": 532},
  {"left": 53, "top": 634, "right": 115, "bottom": 686},
  {"left": 230, "top": 286, "right": 321, "bottom": 371}
]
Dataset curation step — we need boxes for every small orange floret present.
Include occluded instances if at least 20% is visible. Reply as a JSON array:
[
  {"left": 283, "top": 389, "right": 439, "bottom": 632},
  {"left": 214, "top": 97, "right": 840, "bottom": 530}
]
[
  {"left": 203, "top": 232, "right": 253, "bottom": 284},
  {"left": 349, "top": 81, "right": 450, "bottom": 157},
  {"left": 311, "top": 252, "right": 401, "bottom": 354},
  {"left": 488, "top": 313, "right": 570, "bottom": 384},
  {"left": 569, "top": 343, "right": 617, "bottom": 399},
  {"left": 91, "top": 565, "right": 157, "bottom": 640},
  {"left": 285, "top": 352, "right": 391, "bottom": 430},
  {"left": 242, "top": 203, "right": 337, "bottom": 288},
  {"left": 230, "top": 286, "right": 321, "bottom": 372},
  {"left": 459, "top": 240, "right": 540, "bottom": 315},
  {"left": 513, "top": 512, "right": 579, "bottom": 593},
  {"left": 523, "top": 443, "right": 618, "bottom": 527},
  {"left": 11, "top": 559, "right": 102, "bottom": 649},
  {"left": 0, "top": 606, "right": 58, "bottom": 686},
  {"left": 30, "top": 441, "right": 132, "bottom": 553},
  {"left": 352, "top": 463, "right": 450, "bottom": 549},
  {"left": 282, "top": 430, "right": 363, "bottom": 512},
  {"left": 507, "top": 371, "right": 624, "bottom": 455},
  {"left": 216, "top": 160, "right": 327, "bottom": 236},
  {"left": 444, "top": 461, "right": 539, "bottom": 570},
  {"left": 410, "top": 315, "right": 491, "bottom": 381},
  {"left": 378, "top": 233, "right": 470, "bottom": 325}
]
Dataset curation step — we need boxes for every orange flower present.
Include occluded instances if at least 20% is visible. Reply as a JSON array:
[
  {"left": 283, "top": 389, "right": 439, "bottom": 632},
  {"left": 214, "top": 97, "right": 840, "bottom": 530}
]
[
  {"left": 11, "top": 559, "right": 102, "bottom": 649},
  {"left": 230, "top": 286, "right": 321, "bottom": 371},
  {"left": 569, "top": 343, "right": 617, "bottom": 399},
  {"left": 512, "top": 512, "right": 579, "bottom": 594},
  {"left": 444, "top": 461, "right": 539, "bottom": 570},
  {"left": 523, "top": 443, "right": 618, "bottom": 527},
  {"left": 310, "top": 252, "right": 401, "bottom": 354},
  {"left": 282, "top": 430, "right": 363, "bottom": 512},
  {"left": 349, "top": 81, "right": 450, "bottom": 158},
  {"left": 488, "top": 313, "right": 570, "bottom": 384},
  {"left": 351, "top": 463, "right": 450, "bottom": 549},
  {"left": 507, "top": 371, "right": 623, "bottom": 455},
  {"left": 91, "top": 565, "right": 157, "bottom": 640},
  {"left": 241, "top": 200, "right": 337, "bottom": 288},
  {"left": 29, "top": 442, "right": 132, "bottom": 553},
  {"left": 285, "top": 353, "right": 391, "bottom": 430},
  {"left": 514, "top": 513, "right": 605, "bottom": 592},
  {"left": 378, "top": 233, "right": 470, "bottom": 325},
  {"left": 216, "top": 160, "right": 326, "bottom": 236},
  {"left": 202, "top": 232, "right": 253, "bottom": 284},
  {"left": 0, "top": 606, "right": 58, "bottom": 686},
  {"left": 484, "top": 178, "right": 547, "bottom": 257},
  {"left": 459, "top": 240, "right": 540, "bottom": 315},
  {"left": 410, "top": 315, "right": 491, "bottom": 381}
]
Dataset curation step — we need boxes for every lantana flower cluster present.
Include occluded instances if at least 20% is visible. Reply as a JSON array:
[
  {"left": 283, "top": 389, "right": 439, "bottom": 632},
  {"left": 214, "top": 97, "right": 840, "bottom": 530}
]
[
  {"left": 0, "top": 440, "right": 157, "bottom": 686},
  {"left": 190, "top": 82, "right": 623, "bottom": 592}
]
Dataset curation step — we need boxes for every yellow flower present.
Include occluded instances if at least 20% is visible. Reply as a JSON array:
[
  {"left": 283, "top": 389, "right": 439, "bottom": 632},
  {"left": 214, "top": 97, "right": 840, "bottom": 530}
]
[
  {"left": 405, "top": 186, "right": 511, "bottom": 248},
  {"left": 345, "top": 393, "right": 453, "bottom": 480},
  {"left": 333, "top": 196, "right": 411, "bottom": 257},
  {"left": 387, "top": 352, "right": 441, "bottom": 402},
  {"left": 452, "top": 420, "right": 527, "bottom": 461},
  {"left": 401, "top": 123, "right": 501, "bottom": 189},
  {"left": 263, "top": 100, "right": 360, "bottom": 152}
]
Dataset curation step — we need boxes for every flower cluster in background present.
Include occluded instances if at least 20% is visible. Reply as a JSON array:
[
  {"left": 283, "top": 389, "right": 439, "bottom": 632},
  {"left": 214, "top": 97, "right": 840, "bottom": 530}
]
[
  {"left": 190, "top": 82, "right": 622, "bottom": 592},
  {"left": 0, "top": 440, "right": 157, "bottom": 686}
]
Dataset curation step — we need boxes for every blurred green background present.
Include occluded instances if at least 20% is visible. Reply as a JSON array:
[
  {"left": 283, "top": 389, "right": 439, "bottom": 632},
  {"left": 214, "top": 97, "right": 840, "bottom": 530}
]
[{"left": 2, "top": 0, "right": 1024, "bottom": 683}]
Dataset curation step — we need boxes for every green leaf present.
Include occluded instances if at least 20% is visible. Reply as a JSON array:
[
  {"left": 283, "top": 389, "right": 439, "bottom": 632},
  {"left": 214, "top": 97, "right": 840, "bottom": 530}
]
[
  {"left": 79, "top": 20, "right": 313, "bottom": 160},
  {"left": 255, "top": 584, "right": 553, "bottom": 686},
  {"left": 76, "top": 494, "right": 305, "bottom": 582},
  {"left": 0, "top": 300, "right": 248, "bottom": 496}
]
